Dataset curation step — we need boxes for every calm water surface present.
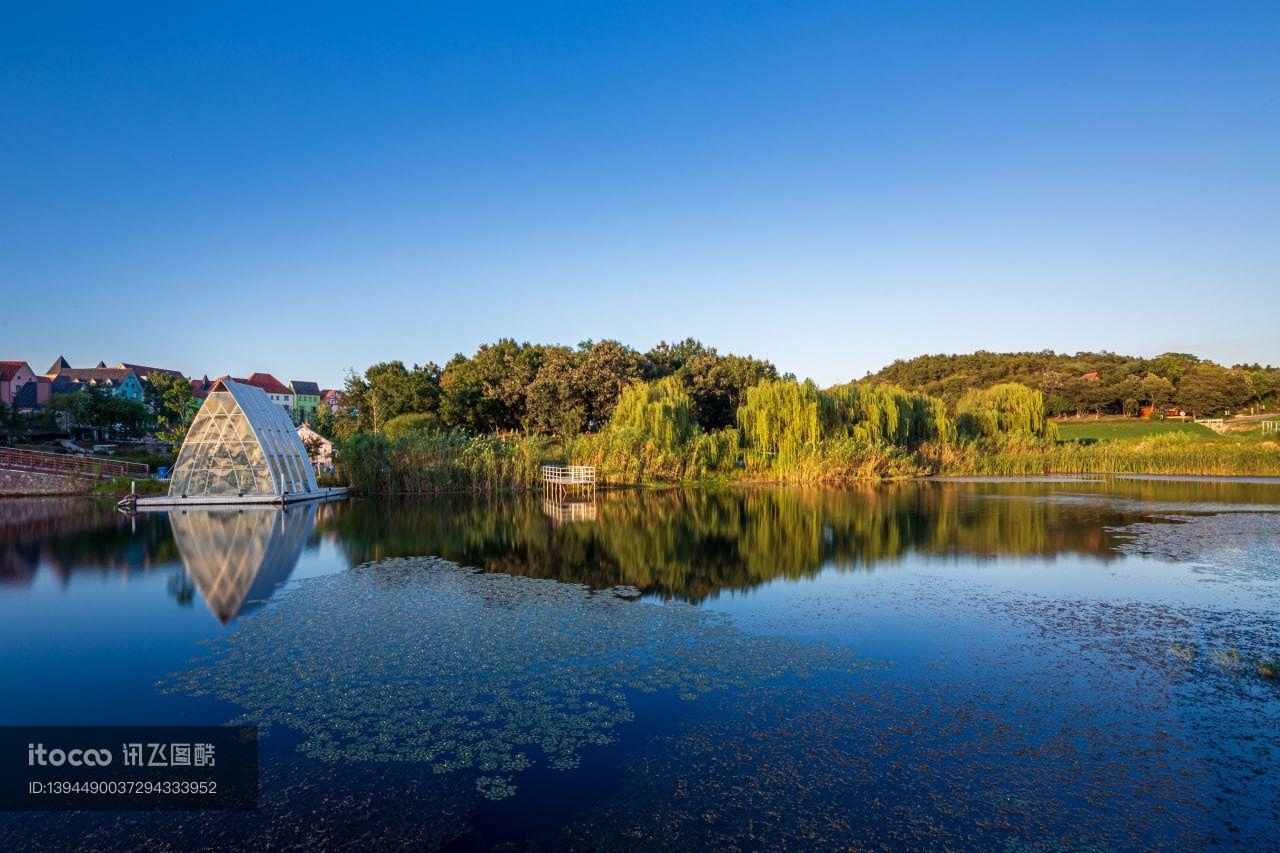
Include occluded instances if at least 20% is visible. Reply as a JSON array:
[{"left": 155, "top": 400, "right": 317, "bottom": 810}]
[{"left": 1, "top": 479, "right": 1278, "bottom": 850}]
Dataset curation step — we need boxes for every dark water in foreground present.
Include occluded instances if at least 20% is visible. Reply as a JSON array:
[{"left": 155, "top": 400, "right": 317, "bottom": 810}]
[{"left": 1, "top": 479, "right": 1278, "bottom": 850}]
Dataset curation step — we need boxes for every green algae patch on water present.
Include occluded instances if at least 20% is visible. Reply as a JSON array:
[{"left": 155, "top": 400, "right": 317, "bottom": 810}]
[
  {"left": 164, "top": 556, "right": 868, "bottom": 800},
  {"left": 1109, "top": 511, "right": 1280, "bottom": 581}
]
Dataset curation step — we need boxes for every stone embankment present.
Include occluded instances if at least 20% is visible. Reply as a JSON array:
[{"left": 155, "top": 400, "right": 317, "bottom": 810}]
[{"left": 0, "top": 469, "right": 91, "bottom": 495}]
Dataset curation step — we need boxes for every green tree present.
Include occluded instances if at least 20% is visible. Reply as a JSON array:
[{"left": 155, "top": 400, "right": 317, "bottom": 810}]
[
  {"left": 147, "top": 372, "right": 195, "bottom": 448},
  {"left": 737, "top": 379, "right": 830, "bottom": 463},
  {"left": 382, "top": 412, "right": 443, "bottom": 440},
  {"left": 955, "top": 383, "right": 1053, "bottom": 440},
  {"left": 1243, "top": 367, "right": 1279, "bottom": 410},
  {"left": 523, "top": 346, "right": 588, "bottom": 437},
  {"left": 466, "top": 339, "right": 545, "bottom": 430},
  {"left": 827, "top": 382, "right": 952, "bottom": 447},
  {"left": 609, "top": 376, "right": 697, "bottom": 451},
  {"left": 1176, "top": 363, "right": 1253, "bottom": 416},
  {"left": 680, "top": 351, "right": 779, "bottom": 430},
  {"left": 344, "top": 361, "right": 442, "bottom": 433},
  {"left": 576, "top": 340, "right": 648, "bottom": 429},
  {"left": 644, "top": 338, "right": 710, "bottom": 377},
  {"left": 1139, "top": 373, "right": 1175, "bottom": 409},
  {"left": 439, "top": 354, "right": 498, "bottom": 433}
]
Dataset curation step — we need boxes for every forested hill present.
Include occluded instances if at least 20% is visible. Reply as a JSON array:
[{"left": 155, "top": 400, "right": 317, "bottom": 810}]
[{"left": 868, "top": 351, "right": 1279, "bottom": 417}]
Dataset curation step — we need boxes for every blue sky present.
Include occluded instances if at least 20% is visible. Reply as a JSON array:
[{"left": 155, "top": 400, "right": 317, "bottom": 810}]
[{"left": 2, "top": 2, "right": 1276, "bottom": 387}]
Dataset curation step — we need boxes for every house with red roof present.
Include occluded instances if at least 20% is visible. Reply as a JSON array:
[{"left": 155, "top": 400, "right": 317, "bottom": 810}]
[
  {"left": 0, "top": 361, "right": 38, "bottom": 408},
  {"left": 189, "top": 375, "right": 216, "bottom": 401},
  {"left": 235, "top": 373, "right": 295, "bottom": 417},
  {"left": 321, "top": 389, "right": 346, "bottom": 414}
]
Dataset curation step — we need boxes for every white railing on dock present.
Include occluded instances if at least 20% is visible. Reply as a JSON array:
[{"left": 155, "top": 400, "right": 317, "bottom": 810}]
[{"left": 540, "top": 465, "right": 596, "bottom": 485}]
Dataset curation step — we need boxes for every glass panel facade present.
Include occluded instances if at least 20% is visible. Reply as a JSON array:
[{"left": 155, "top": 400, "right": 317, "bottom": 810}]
[{"left": 168, "top": 380, "right": 320, "bottom": 499}]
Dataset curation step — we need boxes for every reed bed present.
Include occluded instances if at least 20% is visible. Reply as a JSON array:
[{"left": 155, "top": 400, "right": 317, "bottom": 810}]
[
  {"left": 738, "top": 439, "right": 922, "bottom": 485},
  {"left": 921, "top": 433, "right": 1280, "bottom": 477},
  {"left": 337, "top": 431, "right": 550, "bottom": 494}
]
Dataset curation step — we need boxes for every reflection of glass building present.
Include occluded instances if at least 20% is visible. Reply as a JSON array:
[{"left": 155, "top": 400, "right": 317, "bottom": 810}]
[
  {"left": 142, "top": 379, "right": 345, "bottom": 506},
  {"left": 169, "top": 504, "right": 316, "bottom": 624}
]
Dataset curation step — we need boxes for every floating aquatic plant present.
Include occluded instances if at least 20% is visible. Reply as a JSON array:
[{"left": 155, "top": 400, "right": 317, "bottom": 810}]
[
  {"left": 1211, "top": 647, "right": 1243, "bottom": 670},
  {"left": 1109, "top": 512, "right": 1280, "bottom": 581},
  {"left": 165, "top": 557, "right": 867, "bottom": 799}
]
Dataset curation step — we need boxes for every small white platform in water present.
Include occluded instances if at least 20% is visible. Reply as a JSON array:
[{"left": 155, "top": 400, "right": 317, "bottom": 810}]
[{"left": 133, "top": 487, "right": 348, "bottom": 508}]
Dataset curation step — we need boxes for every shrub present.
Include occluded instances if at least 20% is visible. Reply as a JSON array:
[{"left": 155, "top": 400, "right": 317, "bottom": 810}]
[{"left": 382, "top": 412, "right": 443, "bottom": 440}]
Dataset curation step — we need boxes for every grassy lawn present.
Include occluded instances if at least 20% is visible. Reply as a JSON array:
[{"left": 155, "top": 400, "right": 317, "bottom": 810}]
[{"left": 1053, "top": 418, "right": 1219, "bottom": 442}]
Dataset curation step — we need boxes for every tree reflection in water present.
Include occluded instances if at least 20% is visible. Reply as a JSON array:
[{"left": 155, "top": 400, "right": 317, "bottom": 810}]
[
  {"left": 317, "top": 478, "right": 1280, "bottom": 602},
  {"left": 2, "top": 477, "right": 1277, "bottom": 613}
]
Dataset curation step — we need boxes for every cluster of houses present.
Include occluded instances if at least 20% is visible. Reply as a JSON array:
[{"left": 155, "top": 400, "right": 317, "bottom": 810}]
[{"left": 0, "top": 356, "right": 344, "bottom": 426}]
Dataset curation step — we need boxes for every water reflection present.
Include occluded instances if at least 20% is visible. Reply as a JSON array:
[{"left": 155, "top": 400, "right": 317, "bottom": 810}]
[
  {"left": 1, "top": 478, "right": 1277, "bottom": 613},
  {"left": 0, "top": 498, "right": 179, "bottom": 584},
  {"left": 541, "top": 497, "right": 599, "bottom": 525},
  {"left": 3, "top": 480, "right": 1278, "bottom": 850},
  {"left": 321, "top": 478, "right": 1280, "bottom": 602},
  {"left": 168, "top": 505, "right": 317, "bottom": 623}
]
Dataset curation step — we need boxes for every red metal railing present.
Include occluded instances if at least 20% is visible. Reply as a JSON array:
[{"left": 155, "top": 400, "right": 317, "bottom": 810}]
[{"left": 0, "top": 447, "right": 149, "bottom": 479}]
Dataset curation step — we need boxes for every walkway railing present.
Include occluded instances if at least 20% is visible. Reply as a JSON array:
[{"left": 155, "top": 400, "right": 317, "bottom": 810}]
[
  {"left": 0, "top": 447, "right": 149, "bottom": 479},
  {"left": 540, "top": 465, "right": 596, "bottom": 499},
  {"left": 540, "top": 465, "right": 596, "bottom": 485}
]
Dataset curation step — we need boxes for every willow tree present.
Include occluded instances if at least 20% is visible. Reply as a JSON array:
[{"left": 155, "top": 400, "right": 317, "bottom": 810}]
[
  {"left": 955, "top": 383, "right": 1054, "bottom": 440},
  {"left": 582, "top": 377, "right": 738, "bottom": 481},
  {"left": 826, "top": 382, "right": 953, "bottom": 447},
  {"left": 909, "top": 393, "right": 955, "bottom": 445},
  {"left": 609, "top": 376, "right": 695, "bottom": 452},
  {"left": 737, "top": 379, "right": 832, "bottom": 463}
]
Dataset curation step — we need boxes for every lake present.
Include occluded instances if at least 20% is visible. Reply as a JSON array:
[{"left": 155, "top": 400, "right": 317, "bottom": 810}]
[{"left": 1, "top": 478, "right": 1278, "bottom": 849}]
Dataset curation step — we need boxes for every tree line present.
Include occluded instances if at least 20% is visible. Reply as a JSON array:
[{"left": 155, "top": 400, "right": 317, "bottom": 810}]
[
  {"left": 870, "top": 350, "right": 1278, "bottom": 418},
  {"left": 319, "top": 338, "right": 781, "bottom": 441},
  {"left": 324, "top": 345, "right": 1278, "bottom": 450},
  {"left": 323, "top": 338, "right": 1073, "bottom": 487}
]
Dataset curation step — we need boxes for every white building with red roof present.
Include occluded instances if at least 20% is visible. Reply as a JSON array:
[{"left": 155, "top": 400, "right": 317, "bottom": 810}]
[{"left": 234, "top": 373, "right": 295, "bottom": 417}]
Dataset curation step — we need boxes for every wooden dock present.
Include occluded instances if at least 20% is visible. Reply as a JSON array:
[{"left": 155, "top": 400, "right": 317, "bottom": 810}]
[{"left": 540, "top": 465, "right": 596, "bottom": 497}]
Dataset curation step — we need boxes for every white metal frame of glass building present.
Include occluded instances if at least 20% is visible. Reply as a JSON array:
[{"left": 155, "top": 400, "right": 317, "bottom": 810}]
[{"left": 136, "top": 379, "right": 347, "bottom": 506}]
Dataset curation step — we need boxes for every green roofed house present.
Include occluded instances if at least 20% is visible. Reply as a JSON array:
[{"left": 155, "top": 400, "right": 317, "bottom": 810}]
[{"left": 290, "top": 380, "right": 321, "bottom": 424}]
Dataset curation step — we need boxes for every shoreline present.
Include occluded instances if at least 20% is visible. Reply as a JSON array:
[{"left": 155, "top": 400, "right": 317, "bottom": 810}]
[{"left": 11, "top": 473, "right": 1280, "bottom": 501}]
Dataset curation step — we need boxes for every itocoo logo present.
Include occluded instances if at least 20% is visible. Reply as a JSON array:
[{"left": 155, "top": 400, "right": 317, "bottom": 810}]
[{"left": 27, "top": 743, "right": 113, "bottom": 767}]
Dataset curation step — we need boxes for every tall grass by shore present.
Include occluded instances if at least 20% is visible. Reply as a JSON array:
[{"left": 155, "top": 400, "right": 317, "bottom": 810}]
[
  {"left": 920, "top": 433, "right": 1280, "bottom": 477},
  {"left": 336, "top": 431, "right": 550, "bottom": 494},
  {"left": 334, "top": 428, "right": 1280, "bottom": 494}
]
